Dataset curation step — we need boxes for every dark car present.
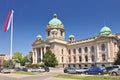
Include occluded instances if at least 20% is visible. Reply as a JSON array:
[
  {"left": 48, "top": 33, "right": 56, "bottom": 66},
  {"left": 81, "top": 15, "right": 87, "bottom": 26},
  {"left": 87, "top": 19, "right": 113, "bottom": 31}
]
[
  {"left": 0, "top": 68, "right": 3, "bottom": 72},
  {"left": 14, "top": 67, "right": 21, "bottom": 71},
  {"left": 44, "top": 66, "right": 50, "bottom": 72},
  {"left": 84, "top": 67, "right": 105, "bottom": 75}
]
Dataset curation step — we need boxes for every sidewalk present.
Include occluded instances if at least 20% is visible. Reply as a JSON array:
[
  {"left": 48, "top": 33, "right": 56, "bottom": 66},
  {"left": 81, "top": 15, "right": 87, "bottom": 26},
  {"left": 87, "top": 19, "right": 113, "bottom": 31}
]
[{"left": 45, "top": 77, "right": 73, "bottom": 80}]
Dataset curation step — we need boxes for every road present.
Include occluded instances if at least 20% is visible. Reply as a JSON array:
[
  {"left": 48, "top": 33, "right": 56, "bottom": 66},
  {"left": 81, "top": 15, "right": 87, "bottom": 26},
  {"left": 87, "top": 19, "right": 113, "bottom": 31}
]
[{"left": 0, "top": 68, "right": 72, "bottom": 80}]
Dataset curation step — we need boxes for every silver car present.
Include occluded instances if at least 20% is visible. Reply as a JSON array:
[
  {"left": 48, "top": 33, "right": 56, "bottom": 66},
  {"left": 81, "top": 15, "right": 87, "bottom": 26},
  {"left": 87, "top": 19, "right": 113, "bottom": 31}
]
[
  {"left": 76, "top": 68, "right": 88, "bottom": 74},
  {"left": 109, "top": 68, "right": 120, "bottom": 76}
]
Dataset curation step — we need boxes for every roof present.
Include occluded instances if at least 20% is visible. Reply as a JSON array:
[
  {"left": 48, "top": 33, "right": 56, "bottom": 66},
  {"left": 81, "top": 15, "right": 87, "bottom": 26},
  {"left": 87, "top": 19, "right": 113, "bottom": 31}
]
[
  {"left": 100, "top": 26, "right": 112, "bottom": 35},
  {"left": 48, "top": 14, "right": 62, "bottom": 26}
]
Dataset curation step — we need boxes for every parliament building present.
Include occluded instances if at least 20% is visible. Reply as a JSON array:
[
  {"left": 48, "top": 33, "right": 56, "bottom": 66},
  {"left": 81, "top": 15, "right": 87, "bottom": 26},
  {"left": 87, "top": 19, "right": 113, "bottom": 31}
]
[{"left": 31, "top": 14, "right": 120, "bottom": 68}]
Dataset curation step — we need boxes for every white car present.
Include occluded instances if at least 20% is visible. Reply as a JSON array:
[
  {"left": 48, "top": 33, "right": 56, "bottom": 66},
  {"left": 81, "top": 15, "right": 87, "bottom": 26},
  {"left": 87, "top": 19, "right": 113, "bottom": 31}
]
[
  {"left": 109, "top": 68, "right": 120, "bottom": 76},
  {"left": 76, "top": 68, "right": 88, "bottom": 74},
  {"left": 1, "top": 68, "right": 10, "bottom": 73},
  {"left": 31, "top": 67, "right": 45, "bottom": 72}
]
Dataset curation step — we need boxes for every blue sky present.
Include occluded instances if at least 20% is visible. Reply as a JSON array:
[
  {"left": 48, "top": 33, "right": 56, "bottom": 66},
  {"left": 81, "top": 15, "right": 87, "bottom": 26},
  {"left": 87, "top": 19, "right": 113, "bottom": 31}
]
[{"left": 0, "top": 0, "right": 120, "bottom": 55}]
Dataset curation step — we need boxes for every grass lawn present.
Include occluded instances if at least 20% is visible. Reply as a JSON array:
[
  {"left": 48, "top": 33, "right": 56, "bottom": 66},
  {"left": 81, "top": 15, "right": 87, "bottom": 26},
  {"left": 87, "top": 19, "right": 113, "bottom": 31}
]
[
  {"left": 11, "top": 71, "right": 41, "bottom": 75},
  {"left": 54, "top": 74, "right": 120, "bottom": 80}
]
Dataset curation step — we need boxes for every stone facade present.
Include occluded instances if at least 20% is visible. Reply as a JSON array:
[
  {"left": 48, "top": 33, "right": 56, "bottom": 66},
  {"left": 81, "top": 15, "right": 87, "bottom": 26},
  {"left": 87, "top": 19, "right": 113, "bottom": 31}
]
[{"left": 31, "top": 14, "right": 120, "bottom": 68}]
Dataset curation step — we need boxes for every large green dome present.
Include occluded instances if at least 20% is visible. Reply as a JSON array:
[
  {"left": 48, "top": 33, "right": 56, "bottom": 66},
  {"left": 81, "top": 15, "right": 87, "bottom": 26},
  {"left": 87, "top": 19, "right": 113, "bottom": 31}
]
[
  {"left": 100, "top": 26, "right": 112, "bottom": 35},
  {"left": 48, "top": 14, "right": 62, "bottom": 26}
]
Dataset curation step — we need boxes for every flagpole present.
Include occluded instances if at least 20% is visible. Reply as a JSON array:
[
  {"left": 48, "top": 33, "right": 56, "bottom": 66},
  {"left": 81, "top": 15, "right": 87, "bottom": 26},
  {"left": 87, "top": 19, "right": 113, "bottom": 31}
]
[{"left": 10, "top": 10, "right": 14, "bottom": 60}]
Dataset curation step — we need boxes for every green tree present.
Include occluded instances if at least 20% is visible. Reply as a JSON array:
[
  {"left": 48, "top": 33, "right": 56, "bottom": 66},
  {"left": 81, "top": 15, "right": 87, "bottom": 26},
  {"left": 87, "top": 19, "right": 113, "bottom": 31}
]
[
  {"left": 43, "top": 50, "right": 58, "bottom": 67},
  {"left": 13, "top": 52, "right": 27, "bottom": 66},
  {"left": 13, "top": 52, "right": 22, "bottom": 62},
  {"left": 3, "top": 60, "right": 10, "bottom": 68},
  {"left": 114, "top": 50, "right": 120, "bottom": 65}
]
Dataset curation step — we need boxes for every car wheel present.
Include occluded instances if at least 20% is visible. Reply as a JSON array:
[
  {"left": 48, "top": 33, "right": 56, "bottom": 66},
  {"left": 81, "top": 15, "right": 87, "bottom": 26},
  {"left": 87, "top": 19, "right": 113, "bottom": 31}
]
[
  {"left": 85, "top": 72, "right": 88, "bottom": 75},
  {"left": 112, "top": 72, "right": 117, "bottom": 76},
  {"left": 98, "top": 72, "right": 101, "bottom": 75}
]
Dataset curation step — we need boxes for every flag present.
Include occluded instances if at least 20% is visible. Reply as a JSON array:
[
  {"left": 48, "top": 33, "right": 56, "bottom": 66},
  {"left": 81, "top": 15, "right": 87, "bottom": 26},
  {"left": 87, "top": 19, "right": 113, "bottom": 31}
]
[{"left": 4, "top": 10, "right": 14, "bottom": 32}]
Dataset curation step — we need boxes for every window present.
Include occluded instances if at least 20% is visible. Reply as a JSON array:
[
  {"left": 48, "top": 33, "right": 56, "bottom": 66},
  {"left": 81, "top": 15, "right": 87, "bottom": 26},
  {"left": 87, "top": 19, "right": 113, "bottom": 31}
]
[
  {"left": 101, "top": 44, "right": 105, "bottom": 51},
  {"left": 61, "top": 30, "right": 63, "bottom": 36},
  {"left": 79, "top": 64, "right": 81, "bottom": 68},
  {"left": 78, "top": 48, "right": 81, "bottom": 53},
  {"left": 91, "top": 46, "right": 94, "bottom": 53},
  {"left": 61, "top": 49, "right": 63, "bottom": 54},
  {"left": 85, "top": 64, "right": 88, "bottom": 67},
  {"left": 79, "top": 56, "right": 82, "bottom": 62},
  {"left": 73, "top": 49, "right": 76, "bottom": 54},
  {"left": 68, "top": 49, "right": 71, "bottom": 55},
  {"left": 91, "top": 55, "right": 95, "bottom": 62},
  {"left": 74, "top": 56, "right": 76, "bottom": 63},
  {"left": 62, "top": 57, "right": 63, "bottom": 63},
  {"left": 102, "top": 54, "right": 106, "bottom": 61},
  {"left": 85, "top": 55, "right": 88, "bottom": 62},
  {"left": 84, "top": 47, "right": 88, "bottom": 53},
  {"left": 48, "top": 31, "right": 50, "bottom": 36},
  {"left": 69, "top": 57, "right": 71, "bottom": 63}
]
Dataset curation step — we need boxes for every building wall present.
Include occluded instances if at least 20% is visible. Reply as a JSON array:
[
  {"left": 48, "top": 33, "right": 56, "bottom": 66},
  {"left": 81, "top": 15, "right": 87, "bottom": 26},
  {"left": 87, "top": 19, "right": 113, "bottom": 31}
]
[{"left": 32, "top": 36, "right": 119, "bottom": 68}]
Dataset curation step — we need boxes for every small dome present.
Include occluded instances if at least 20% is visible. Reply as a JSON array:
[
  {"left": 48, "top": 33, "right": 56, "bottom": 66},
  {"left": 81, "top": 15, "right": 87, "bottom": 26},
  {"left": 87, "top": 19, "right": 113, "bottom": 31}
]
[
  {"left": 100, "top": 26, "right": 112, "bottom": 35},
  {"left": 48, "top": 14, "right": 62, "bottom": 26},
  {"left": 69, "top": 35, "right": 75, "bottom": 38},
  {"left": 36, "top": 35, "right": 42, "bottom": 40}
]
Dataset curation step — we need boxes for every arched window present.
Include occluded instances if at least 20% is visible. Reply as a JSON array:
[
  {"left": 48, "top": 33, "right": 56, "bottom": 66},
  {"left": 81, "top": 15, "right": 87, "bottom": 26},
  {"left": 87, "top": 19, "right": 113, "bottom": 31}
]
[
  {"left": 79, "top": 56, "right": 82, "bottom": 62},
  {"left": 61, "top": 30, "right": 63, "bottom": 36},
  {"left": 85, "top": 47, "right": 88, "bottom": 53},
  {"left": 78, "top": 48, "right": 81, "bottom": 53},
  {"left": 48, "top": 31, "right": 50, "bottom": 36},
  {"left": 102, "top": 54, "right": 106, "bottom": 61},
  {"left": 101, "top": 44, "right": 105, "bottom": 51},
  {"left": 73, "top": 49, "right": 76, "bottom": 54},
  {"left": 74, "top": 56, "right": 76, "bottom": 63},
  {"left": 68, "top": 49, "right": 71, "bottom": 55},
  {"left": 85, "top": 55, "right": 88, "bottom": 62},
  {"left": 69, "top": 57, "right": 71, "bottom": 63},
  {"left": 91, "top": 46, "right": 94, "bottom": 53},
  {"left": 62, "top": 57, "right": 63, "bottom": 63},
  {"left": 61, "top": 49, "right": 63, "bottom": 54},
  {"left": 91, "top": 55, "right": 95, "bottom": 62}
]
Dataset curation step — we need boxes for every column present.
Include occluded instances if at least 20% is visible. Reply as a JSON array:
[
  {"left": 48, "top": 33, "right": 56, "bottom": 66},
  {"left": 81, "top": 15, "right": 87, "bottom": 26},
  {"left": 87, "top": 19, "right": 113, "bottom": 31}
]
[
  {"left": 44, "top": 46, "right": 46, "bottom": 54},
  {"left": 81, "top": 47, "right": 84, "bottom": 63},
  {"left": 41, "top": 48, "right": 43, "bottom": 63},
  {"left": 88, "top": 46, "right": 91, "bottom": 63},
  {"left": 96, "top": 44, "right": 99, "bottom": 62},
  {"left": 107, "top": 42, "right": 110, "bottom": 61},
  {"left": 32, "top": 50, "right": 35, "bottom": 64},
  {"left": 35, "top": 48, "right": 37, "bottom": 64}
]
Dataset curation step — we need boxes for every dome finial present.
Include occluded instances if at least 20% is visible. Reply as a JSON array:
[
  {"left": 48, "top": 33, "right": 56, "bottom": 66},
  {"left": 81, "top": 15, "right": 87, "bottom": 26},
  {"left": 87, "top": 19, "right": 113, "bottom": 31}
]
[{"left": 53, "top": 13, "right": 57, "bottom": 18}]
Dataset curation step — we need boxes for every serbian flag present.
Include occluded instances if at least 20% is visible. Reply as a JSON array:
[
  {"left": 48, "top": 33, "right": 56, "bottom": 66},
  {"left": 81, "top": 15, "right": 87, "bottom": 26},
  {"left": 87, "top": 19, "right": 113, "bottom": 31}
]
[{"left": 4, "top": 10, "right": 14, "bottom": 32}]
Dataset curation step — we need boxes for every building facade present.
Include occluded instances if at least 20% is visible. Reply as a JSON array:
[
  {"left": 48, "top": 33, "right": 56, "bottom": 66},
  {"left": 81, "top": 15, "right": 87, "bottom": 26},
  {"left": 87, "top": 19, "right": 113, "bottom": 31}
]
[
  {"left": 0, "top": 54, "right": 9, "bottom": 67},
  {"left": 31, "top": 14, "right": 120, "bottom": 68}
]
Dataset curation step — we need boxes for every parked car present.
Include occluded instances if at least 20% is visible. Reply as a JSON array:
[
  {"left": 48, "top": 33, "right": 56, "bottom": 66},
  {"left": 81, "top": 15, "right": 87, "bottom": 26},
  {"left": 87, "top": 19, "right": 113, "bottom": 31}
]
[
  {"left": 64, "top": 67, "right": 77, "bottom": 74},
  {"left": 84, "top": 67, "right": 105, "bottom": 75},
  {"left": 1, "top": 68, "right": 10, "bottom": 73},
  {"left": 64, "top": 67, "right": 74, "bottom": 73},
  {"left": 105, "top": 65, "right": 120, "bottom": 72},
  {"left": 76, "top": 67, "right": 89, "bottom": 74},
  {"left": 109, "top": 68, "right": 120, "bottom": 76},
  {"left": 14, "top": 67, "right": 21, "bottom": 71},
  {"left": 0, "top": 68, "right": 3, "bottom": 72},
  {"left": 31, "top": 67, "right": 45, "bottom": 72},
  {"left": 44, "top": 66, "right": 50, "bottom": 72},
  {"left": 22, "top": 68, "right": 32, "bottom": 72}
]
